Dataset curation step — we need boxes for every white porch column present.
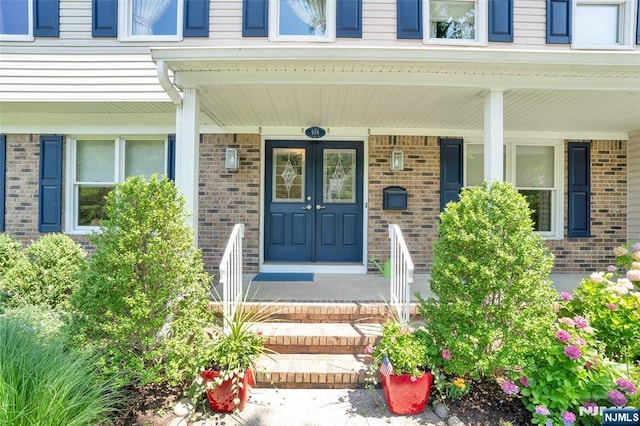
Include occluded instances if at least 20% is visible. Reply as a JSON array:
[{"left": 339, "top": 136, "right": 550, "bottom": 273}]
[
  {"left": 484, "top": 89, "right": 504, "bottom": 182},
  {"left": 175, "top": 87, "right": 200, "bottom": 242}
]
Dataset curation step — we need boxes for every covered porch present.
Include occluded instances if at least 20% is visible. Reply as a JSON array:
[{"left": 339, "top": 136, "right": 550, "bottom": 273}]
[{"left": 215, "top": 272, "right": 584, "bottom": 302}]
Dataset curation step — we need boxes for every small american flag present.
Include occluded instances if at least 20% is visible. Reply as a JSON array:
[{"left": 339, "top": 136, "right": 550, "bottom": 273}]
[{"left": 380, "top": 355, "right": 393, "bottom": 379}]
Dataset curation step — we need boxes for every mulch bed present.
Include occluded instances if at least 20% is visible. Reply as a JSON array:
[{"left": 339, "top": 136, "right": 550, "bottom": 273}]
[{"left": 446, "top": 380, "right": 532, "bottom": 426}]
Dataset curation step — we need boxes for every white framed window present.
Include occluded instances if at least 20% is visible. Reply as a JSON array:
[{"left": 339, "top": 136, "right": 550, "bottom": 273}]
[
  {"left": 118, "top": 0, "right": 183, "bottom": 41},
  {"left": 0, "top": 0, "right": 33, "bottom": 41},
  {"left": 464, "top": 141, "right": 563, "bottom": 239},
  {"left": 573, "top": 0, "right": 636, "bottom": 48},
  {"left": 425, "top": 0, "right": 487, "bottom": 45},
  {"left": 66, "top": 137, "right": 167, "bottom": 232},
  {"left": 269, "top": 0, "right": 336, "bottom": 42}
]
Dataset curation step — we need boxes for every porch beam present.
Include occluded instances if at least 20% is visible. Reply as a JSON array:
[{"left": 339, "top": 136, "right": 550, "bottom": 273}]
[
  {"left": 175, "top": 87, "right": 200, "bottom": 242},
  {"left": 484, "top": 90, "right": 504, "bottom": 183},
  {"left": 175, "top": 70, "right": 639, "bottom": 92}
]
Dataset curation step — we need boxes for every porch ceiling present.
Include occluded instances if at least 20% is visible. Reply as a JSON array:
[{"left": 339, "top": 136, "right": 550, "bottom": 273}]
[{"left": 155, "top": 46, "right": 640, "bottom": 137}]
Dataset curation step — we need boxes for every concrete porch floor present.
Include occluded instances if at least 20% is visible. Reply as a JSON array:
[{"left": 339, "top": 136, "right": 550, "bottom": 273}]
[{"left": 213, "top": 273, "right": 585, "bottom": 302}]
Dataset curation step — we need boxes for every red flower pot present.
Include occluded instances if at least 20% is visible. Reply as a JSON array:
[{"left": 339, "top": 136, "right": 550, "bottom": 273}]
[
  {"left": 202, "top": 368, "right": 254, "bottom": 413},
  {"left": 380, "top": 370, "right": 433, "bottom": 415}
]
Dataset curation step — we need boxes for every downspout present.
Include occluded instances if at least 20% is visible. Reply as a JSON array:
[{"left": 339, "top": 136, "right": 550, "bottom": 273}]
[{"left": 157, "top": 60, "right": 183, "bottom": 106}]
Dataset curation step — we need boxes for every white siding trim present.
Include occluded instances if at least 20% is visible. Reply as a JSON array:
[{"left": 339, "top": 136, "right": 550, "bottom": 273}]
[{"left": 628, "top": 132, "right": 640, "bottom": 241}]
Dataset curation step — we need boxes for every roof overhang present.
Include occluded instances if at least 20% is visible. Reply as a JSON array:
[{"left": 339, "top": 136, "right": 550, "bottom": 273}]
[{"left": 150, "top": 46, "right": 640, "bottom": 138}]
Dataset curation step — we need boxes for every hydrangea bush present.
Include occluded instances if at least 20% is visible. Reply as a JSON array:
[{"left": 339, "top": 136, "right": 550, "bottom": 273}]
[
  {"left": 504, "top": 243, "right": 640, "bottom": 425},
  {"left": 560, "top": 242, "right": 640, "bottom": 363}
]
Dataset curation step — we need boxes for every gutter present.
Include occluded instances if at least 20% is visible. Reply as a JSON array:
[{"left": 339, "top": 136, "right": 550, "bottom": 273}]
[{"left": 157, "top": 60, "right": 183, "bottom": 106}]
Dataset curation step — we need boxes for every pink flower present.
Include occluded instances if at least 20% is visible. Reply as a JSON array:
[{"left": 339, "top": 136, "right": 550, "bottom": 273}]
[
  {"left": 564, "top": 345, "right": 582, "bottom": 360},
  {"left": 590, "top": 272, "right": 605, "bottom": 283},
  {"left": 519, "top": 376, "right": 529, "bottom": 388},
  {"left": 573, "top": 316, "right": 588, "bottom": 329},
  {"left": 606, "top": 303, "right": 619, "bottom": 311},
  {"left": 501, "top": 381, "right": 519, "bottom": 395},
  {"left": 616, "top": 378, "right": 638, "bottom": 395},
  {"left": 535, "top": 405, "right": 550, "bottom": 416},
  {"left": 627, "top": 269, "right": 640, "bottom": 282},
  {"left": 608, "top": 390, "right": 628, "bottom": 407},
  {"left": 441, "top": 349, "right": 451, "bottom": 360},
  {"left": 364, "top": 344, "right": 374, "bottom": 355},
  {"left": 608, "top": 264, "right": 617, "bottom": 272},
  {"left": 573, "top": 337, "right": 586, "bottom": 346},
  {"left": 560, "top": 292, "right": 573, "bottom": 301},
  {"left": 559, "top": 317, "right": 575, "bottom": 327},
  {"left": 556, "top": 329, "right": 572, "bottom": 343},
  {"left": 562, "top": 411, "right": 576, "bottom": 425},
  {"left": 582, "top": 402, "right": 598, "bottom": 415},
  {"left": 633, "top": 243, "right": 640, "bottom": 252}
]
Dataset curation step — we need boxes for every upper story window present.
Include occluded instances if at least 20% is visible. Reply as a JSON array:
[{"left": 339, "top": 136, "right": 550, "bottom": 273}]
[
  {"left": 269, "top": 0, "right": 336, "bottom": 41},
  {"left": 0, "top": 0, "right": 32, "bottom": 41},
  {"left": 426, "top": 0, "right": 487, "bottom": 45},
  {"left": 573, "top": 0, "right": 635, "bottom": 48},
  {"left": 118, "top": 0, "right": 183, "bottom": 41},
  {"left": 66, "top": 137, "right": 167, "bottom": 232},
  {"left": 465, "top": 141, "right": 563, "bottom": 239}
]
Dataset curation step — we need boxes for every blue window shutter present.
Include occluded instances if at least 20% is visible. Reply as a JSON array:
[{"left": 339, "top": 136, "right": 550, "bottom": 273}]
[
  {"left": 567, "top": 142, "right": 591, "bottom": 238},
  {"left": 337, "top": 0, "right": 362, "bottom": 38},
  {"left": 546, "top": 0, "right": 571, "bottom": 44},
  {"left": 38, "top": 135, "right": 63, "bottom": 233},
  {"left": 489, "top": 0, "right": 513, "bottom": 42},
  {"left": 0, "top": 135, "right": 5, "bottom": 232},
  {"left": 397, "top": 0, "right": 422, "bottom": 39},
  {"left": 636, "top": 1, "right": 640, "bottom": 44},
  {"left": 34, "top": 0, "right": 60, "bottom": 37},
  {"left": 92, "top": 0, "right": 117, "bottom": 37},
  {"left": 184, "top": 0, "right": 209, "bottom": 37},
  {"left": 167, "top": 135, "right": 176, "bottom": 181},
  {"left": 440, "top": 138, "right": 463, "bottom": 211},
  {"left": 243, "top": 0, "right": 268, "bottom": 37}
]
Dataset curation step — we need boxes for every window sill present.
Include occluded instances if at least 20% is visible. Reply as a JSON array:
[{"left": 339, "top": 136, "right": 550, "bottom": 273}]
[{"left": 423, "top": 39, "right": 488, "bottom": 47}]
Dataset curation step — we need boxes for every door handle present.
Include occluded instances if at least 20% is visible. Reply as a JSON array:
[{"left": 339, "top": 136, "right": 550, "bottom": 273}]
[
  {"left": 302, "top": 205, "right": 312, "bottom": 210},
  {"left": 316, "top": 205, "right": 326, "bottom": 210}
]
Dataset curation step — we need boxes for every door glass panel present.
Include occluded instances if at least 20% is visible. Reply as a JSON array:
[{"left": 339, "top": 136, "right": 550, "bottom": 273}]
[
  {"left": 273, "top": 148, "right": 305, "bottom": 202},
  {"left": 323, "top": 149, "right": 355, "bottom": 203}
]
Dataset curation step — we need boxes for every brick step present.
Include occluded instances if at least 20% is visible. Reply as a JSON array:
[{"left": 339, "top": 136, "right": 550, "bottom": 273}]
[
  {"left": 251, "top": 322, "right": 382, "bottom": 354},
  {"left": 210, "top": 301, "right": 422, "bottom": 323},
  {"left": 254, "top": 353, "right": 372, "bottom": 389}
]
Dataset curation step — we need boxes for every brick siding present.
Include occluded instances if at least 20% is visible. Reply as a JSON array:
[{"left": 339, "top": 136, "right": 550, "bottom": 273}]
[{"left": 1, "top": 134, "right": 627, "bottom": 275}]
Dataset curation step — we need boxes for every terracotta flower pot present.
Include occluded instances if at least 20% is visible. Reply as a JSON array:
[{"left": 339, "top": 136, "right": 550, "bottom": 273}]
[
  {"left": 380, "top": 370, "right": 433, "bottom": 415},
  {"left": 202, "top": 368, "right": 254, "bottom": 413}
]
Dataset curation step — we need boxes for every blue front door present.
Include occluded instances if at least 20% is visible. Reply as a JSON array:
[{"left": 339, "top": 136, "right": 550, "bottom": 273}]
[{"left": 264, "top": 140, "right": 364, "bottom": 263}]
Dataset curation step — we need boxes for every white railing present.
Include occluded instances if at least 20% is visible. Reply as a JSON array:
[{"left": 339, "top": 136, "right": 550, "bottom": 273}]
[
  {"left": 389, "top": 224, "right": 414, "bottom": 323},
  {"left": 220, "top": 223, "right": 244, "bottom": 335}
]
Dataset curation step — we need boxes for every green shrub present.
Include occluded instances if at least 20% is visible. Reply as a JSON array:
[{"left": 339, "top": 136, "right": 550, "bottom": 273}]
[
  {"left": 0, "top": 316, "right": 124, "bottom": 425},
  {"left": 0, "top": 233, "right": 22, "bottom": 276},
  {"left": 418, "top": 181, "right": 557, "bottom": 378},
  {"left": 1, "top": 304, "right": 65, "bottom": 341},
  {"left": 0, "top": 233, "right": 87, "bottom": 310},
  {"left": 68, "top": 175, "right": 212, "bottom": 387}
]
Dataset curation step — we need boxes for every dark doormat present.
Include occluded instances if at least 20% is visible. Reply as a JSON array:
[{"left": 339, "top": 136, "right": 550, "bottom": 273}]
[{"left": 252, "top": 273, "right": 314, "bottom": 282}]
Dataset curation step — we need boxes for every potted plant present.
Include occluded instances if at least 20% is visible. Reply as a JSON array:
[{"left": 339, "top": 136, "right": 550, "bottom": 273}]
[
  {"left": 192, "top": 301, "right": 273, "bottom": 413},
  {"left": 365, "top": 314, "right": 437, "bottom": 414},
  {"left": 369, "top": 257, "right": 391, "bottom": 279}
]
